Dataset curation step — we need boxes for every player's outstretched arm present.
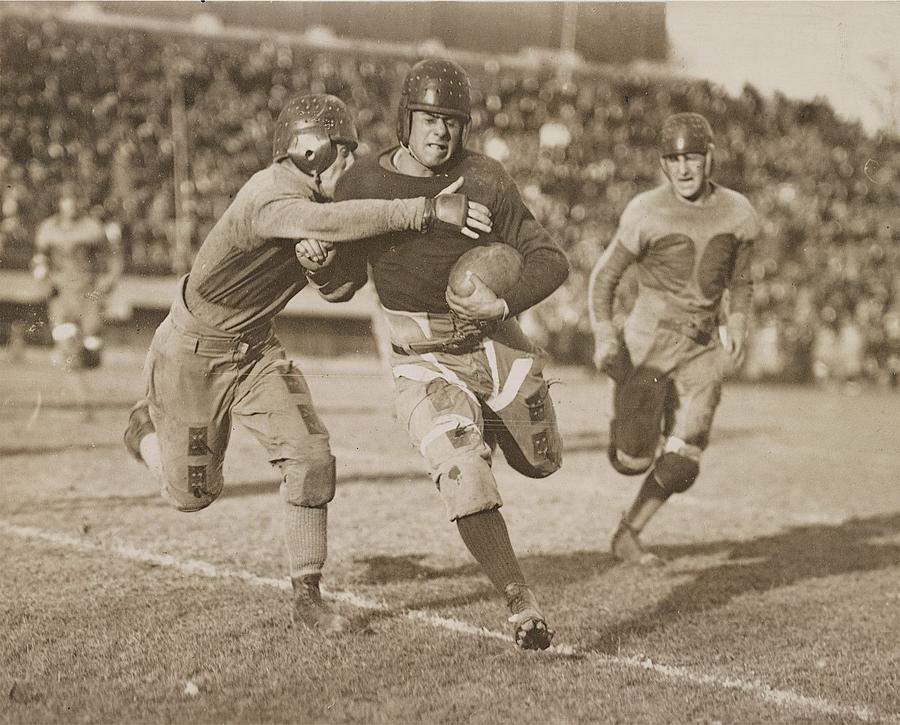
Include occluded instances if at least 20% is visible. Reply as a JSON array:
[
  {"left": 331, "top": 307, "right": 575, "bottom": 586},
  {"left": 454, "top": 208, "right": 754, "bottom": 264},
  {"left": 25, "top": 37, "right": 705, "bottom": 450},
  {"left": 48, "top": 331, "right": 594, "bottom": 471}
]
[{"left": 256, "top": 176, "right": 491, "bottom": 246}]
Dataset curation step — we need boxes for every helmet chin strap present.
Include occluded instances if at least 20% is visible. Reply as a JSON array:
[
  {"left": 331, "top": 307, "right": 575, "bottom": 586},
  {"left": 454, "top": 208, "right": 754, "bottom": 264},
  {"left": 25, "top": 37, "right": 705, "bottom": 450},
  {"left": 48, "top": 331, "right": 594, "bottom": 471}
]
[{"left": 400, "top": 142, "right": 430, "bottom": 171}]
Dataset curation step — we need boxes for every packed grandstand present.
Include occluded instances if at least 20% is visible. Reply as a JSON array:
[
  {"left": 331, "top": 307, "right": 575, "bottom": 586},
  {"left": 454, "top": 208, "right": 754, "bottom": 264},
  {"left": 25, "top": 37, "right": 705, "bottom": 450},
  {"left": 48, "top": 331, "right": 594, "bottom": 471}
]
[{"left": 1, "top": 7, "right": 899, "bottom": 383}]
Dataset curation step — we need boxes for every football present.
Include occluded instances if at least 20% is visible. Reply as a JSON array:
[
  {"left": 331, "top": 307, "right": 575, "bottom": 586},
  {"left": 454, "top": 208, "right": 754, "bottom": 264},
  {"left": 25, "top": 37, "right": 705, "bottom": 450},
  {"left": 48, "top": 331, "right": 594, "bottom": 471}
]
[{"left": 447, "top": 243, "right": 524, "bottom": 298}]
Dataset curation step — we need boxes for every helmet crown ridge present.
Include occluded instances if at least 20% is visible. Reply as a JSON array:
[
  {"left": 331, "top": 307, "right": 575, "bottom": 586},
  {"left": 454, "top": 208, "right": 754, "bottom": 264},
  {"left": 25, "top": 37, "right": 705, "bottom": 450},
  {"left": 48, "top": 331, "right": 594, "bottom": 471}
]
[
  {"left": 397, "top": 58, "right": 471, "bottom": 145},
  {"left": 660, "top": 112, "right": 713, "bottom": 156}
]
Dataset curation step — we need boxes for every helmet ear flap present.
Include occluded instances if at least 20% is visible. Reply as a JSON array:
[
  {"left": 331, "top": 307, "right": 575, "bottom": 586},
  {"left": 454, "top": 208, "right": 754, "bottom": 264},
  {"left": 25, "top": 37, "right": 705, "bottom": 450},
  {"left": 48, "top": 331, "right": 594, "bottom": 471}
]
[
  {"left": 287, "top": 129, "right": 337, "bottom": 177},
  {"left": 397, "top": 97, "right": 411, "bottom": 146},
  {"left": 704, "top": 145, "right": 715, "bottom": 177}
]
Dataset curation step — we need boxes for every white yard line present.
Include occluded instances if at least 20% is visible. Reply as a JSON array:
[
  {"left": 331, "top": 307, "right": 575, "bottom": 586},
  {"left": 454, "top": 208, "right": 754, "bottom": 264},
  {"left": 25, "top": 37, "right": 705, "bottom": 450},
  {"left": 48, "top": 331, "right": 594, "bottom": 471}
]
[{"left": 1, "top": 520, "right": 892, "bottom": 724}]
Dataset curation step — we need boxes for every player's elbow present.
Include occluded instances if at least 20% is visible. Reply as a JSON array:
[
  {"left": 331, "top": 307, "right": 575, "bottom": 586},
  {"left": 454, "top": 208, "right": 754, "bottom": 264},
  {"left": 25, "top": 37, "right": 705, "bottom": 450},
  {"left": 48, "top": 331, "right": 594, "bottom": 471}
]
[
  {"left": 549, "top": 248, "right": 570, "bottom": 289},
  {"left": 318, "top": 280, "right": 360, "bottom": 303}
]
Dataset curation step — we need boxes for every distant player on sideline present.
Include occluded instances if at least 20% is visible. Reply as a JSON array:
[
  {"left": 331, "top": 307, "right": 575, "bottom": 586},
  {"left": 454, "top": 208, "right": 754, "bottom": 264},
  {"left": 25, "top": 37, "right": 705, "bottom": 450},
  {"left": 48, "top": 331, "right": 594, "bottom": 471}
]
[
  {"left": 122, "top": 94, "right": 492, "bottom": 631},
  {"left": 32, "top": 181, "right": 123, "bottom": 420},
  {"left": 300, "top": 60, "right": 569, "bottom": 650},
  {"left": 588, "top": 112, "right": 758, "bottom": 566}
]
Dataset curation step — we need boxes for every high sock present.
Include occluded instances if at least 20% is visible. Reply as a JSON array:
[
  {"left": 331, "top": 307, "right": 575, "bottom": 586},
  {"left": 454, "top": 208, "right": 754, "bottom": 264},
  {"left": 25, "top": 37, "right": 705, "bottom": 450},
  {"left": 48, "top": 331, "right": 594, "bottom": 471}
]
[
  {"left": 623, "top": 471, "right": 670, "bottom": 531},
  {"left": 456, "top": 509, "right": 526, "bottom": 594},
  {"left": 284, "top": 504, "right": 328, "bottom": 579}
]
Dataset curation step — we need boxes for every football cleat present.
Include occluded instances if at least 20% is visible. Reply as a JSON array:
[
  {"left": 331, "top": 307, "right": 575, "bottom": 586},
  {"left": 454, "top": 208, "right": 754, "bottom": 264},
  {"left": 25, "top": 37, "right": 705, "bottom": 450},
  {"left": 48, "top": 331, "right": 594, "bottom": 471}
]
[
  {"left": 611, "top": 520, "right": 665, "bottom": 568},
  {"left": 505, "top": 583, "right": 554, "bottom": 651},
  {"left": 123, "top": 399, "right": 155, "bottom": 463},
  {"left": 291, "top": 574, "right": 351, "bottom": 634}
]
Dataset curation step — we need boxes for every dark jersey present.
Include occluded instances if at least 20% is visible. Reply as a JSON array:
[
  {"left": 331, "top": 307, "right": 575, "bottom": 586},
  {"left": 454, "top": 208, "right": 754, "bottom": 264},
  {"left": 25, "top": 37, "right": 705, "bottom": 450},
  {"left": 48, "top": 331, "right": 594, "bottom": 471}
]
[
  {"left": 333, "top": 148, "right": 569, "bottom": 316},
  {"left": 183, "top": 161, "right": 425, "bottom": 333}
]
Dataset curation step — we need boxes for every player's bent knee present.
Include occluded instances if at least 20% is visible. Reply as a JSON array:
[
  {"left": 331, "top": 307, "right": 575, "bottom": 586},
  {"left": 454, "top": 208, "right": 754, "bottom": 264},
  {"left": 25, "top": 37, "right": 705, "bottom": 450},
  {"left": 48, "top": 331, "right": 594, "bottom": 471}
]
[
  {"left": 607, "top": 444, "right": 654, "bottom": 476},
  {"left": 278, "top": 453, "right": 336, "bottom": 507},
  {"left": 161, "top": 474, "right": 223, "bottom": 513},
  {"left": 653, "top": 452, "right": 700, "bottom": 493},
  {"left": 436, "top": 455, "right": 502, "bottom": 521},
  {"left": 505, "top": 447, "right": 561, "bottom": 478}
]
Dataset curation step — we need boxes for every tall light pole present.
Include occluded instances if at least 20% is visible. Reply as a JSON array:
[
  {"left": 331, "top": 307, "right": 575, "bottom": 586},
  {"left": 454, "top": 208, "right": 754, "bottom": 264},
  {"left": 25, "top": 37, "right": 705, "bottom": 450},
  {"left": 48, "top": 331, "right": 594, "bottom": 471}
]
[{"left": 559, "top": 1, "right": 578, "bottom": 83}]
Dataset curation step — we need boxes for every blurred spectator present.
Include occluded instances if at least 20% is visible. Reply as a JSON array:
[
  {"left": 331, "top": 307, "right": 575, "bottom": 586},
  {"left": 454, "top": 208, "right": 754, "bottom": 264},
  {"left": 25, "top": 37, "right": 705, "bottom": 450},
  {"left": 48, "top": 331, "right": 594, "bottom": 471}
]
[{"left": 1, "top": 9, "right": 899, "bottom": 383}]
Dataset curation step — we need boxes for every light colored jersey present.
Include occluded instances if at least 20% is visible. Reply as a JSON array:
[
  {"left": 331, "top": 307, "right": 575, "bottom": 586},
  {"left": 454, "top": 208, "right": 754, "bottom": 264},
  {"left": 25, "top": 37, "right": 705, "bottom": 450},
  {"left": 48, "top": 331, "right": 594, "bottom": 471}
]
[
  {"left": 612, "top": 182, "right": 758, "bottom": 319},
  {"left": 35, "top": 215, "right": 109, "bottom": 292},
  {"left": 183, "top": 161, "right": 424, "bottom": 333}
]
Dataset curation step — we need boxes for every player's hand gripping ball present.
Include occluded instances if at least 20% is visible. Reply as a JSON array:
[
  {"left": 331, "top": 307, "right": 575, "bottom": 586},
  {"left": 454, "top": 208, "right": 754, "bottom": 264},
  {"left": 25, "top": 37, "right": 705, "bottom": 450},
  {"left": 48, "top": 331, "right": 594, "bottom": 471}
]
[
  {"left": 448, "top": 243, "right": 523, "bottom": 298},
  {"left": 446, "top": 243, "right": 522, "bottom": 325}
]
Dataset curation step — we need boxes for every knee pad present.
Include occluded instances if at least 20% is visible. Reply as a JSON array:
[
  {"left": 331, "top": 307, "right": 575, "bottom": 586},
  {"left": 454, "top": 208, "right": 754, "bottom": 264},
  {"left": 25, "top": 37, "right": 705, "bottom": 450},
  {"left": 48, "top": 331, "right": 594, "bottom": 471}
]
[
  {"left": 482, "top": 385, "right": 562, "bottom": 480},
  {"left": 607, "top": 417, "right": 656, "bottom": 475},
  {"left": 653, "top": 451, "right": 700, "bottom": 493},
  {"left": 436, "top": 455, "right": 502, "bottom": 521},
  {"left": 278, "top": 453, "right": 336, "bottom": 507}
]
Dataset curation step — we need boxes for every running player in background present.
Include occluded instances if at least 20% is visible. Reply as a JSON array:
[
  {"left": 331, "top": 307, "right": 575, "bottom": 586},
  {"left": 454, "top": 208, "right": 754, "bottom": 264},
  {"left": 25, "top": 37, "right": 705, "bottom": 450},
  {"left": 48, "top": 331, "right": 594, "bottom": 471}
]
[
  {"left": 302, "top": 59, "right": 570, "bottom": 650},
  {"left": 31, "top": 181, "right": 123, "bottom": 421},
  {"left": 121, "top": 94, "right": 491, "bottom": 632},
  {"left": 588, "top": 112, "right": 758, "bottom": 566}
]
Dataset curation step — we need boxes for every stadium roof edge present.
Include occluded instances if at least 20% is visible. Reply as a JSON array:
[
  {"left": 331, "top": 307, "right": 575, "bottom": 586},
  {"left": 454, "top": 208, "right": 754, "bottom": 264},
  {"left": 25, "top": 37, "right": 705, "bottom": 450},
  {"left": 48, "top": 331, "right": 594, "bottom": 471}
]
[{"left": 1, "top": 2, "right": 676, "bottom": 80}]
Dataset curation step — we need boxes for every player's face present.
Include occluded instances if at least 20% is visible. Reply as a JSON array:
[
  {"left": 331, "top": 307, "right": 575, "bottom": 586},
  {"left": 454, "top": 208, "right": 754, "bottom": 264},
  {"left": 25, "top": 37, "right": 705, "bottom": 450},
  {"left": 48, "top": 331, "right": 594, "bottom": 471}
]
[
  {"left": 408, "top": 111, "right": 464, "bottom": 169},
  {"left": 662, "top": 152, "right": 708, "bottom": 201},
  {"left": 317, "top": 143, "right": 355, "bottom": 200}
]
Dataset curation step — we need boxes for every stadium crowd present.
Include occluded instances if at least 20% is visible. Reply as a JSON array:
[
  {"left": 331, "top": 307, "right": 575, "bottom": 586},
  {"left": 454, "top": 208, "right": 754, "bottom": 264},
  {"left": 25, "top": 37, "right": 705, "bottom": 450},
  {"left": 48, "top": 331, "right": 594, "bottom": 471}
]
[{"left": 2, "top": 12, "right": 899, "bottom": 384}]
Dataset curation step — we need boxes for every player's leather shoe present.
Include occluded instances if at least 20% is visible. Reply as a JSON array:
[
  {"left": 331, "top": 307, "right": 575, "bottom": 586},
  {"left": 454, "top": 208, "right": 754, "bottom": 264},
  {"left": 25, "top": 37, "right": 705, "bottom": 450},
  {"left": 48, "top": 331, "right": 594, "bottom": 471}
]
[
  {"left": 123, "top": 400, "right": 154, "bottom": 463},
  {"left": 505, "top": 583, "right": 554, "bottom": 650},
  {"left": 291, "top": 574, "right": 351, "bottom": 634},
  {"left": 611, "top": 520, "right": 665, "bottom": 568}
]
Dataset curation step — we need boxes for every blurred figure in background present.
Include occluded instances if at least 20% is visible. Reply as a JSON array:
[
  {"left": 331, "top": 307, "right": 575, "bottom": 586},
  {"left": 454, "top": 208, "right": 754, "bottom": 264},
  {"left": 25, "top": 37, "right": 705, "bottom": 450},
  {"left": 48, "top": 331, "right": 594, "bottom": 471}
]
[
  {"left": 589, "top": 112, "right": 758, "bottom": 566},
  {"left": 31, "top": 181, "right": 122, "bottom": 420}
]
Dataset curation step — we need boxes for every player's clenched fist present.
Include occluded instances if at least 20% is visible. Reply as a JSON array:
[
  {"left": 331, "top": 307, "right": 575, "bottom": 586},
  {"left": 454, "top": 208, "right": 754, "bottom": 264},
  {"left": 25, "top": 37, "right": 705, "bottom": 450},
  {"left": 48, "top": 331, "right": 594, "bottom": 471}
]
[
  {"left": 591, "top": 320, "right": 620, "bottom": 374},
  {"left": 720, "top": 311, "right": 748, "bottom": 369},
  {"left": 295, "top": 238, "right": 336, "bottom": 272},
  {"left": 423, "top": 176, "right": 492, "bottom": 239}
]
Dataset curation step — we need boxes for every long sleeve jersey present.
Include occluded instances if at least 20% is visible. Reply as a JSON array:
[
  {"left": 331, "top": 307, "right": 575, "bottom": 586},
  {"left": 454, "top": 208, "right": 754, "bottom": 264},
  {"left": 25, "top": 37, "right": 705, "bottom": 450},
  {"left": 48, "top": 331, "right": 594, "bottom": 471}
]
[
  {"left": 332, "top": 148, "right": 569, "bottom": 316},
  {"left": 588, "top": 182, "right": 758, "bottom": 328},
  {"left": 184, "top": 161, "right": 427, "bottom": 332}
]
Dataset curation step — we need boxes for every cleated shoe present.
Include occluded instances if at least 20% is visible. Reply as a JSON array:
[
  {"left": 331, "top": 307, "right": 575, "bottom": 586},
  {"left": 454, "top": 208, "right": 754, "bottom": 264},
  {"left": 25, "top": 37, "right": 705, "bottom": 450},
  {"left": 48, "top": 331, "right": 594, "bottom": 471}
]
[
  {"left": 611, "top": 520, "right": 665, "bottom": 568},
  {"left": 123, "top": 399, "right": 155, "bottom": 462},
  {"left": 291, "top": 574, "right": 351, "bottom": 634},
  {"left": 505, "top": 583, "right": 554, "bottom": 651}
]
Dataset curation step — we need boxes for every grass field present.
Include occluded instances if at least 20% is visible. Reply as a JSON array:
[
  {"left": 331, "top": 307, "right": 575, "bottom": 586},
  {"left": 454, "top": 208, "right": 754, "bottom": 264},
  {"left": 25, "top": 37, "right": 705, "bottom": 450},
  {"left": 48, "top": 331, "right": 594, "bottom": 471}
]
[{"left": 2, "top": 345, "right": 899, "bottom": 724}]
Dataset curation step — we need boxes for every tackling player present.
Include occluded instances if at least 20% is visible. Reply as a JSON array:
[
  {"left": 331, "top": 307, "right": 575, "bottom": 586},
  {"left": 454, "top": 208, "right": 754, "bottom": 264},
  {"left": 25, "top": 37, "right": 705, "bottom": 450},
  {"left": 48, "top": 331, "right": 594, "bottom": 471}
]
[
  {"left": 302, "top": 59, "right": 570, "bottom": 650},
  {"left": 31, "top": 182, "right": 123, "bottom": 421},
  {"left": 122, "top": 94, "right": 492, "bottom": 631},
  {"left": 588, "top": 112, "right": 758, "bottom": 566}
]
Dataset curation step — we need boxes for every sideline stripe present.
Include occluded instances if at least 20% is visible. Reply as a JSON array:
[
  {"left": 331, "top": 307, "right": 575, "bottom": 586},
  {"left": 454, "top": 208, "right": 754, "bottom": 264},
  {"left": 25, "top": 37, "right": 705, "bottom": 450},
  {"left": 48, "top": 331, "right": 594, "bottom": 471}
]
[{"left": 1, "top": 521, "right": 890, "bottom": 724}]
